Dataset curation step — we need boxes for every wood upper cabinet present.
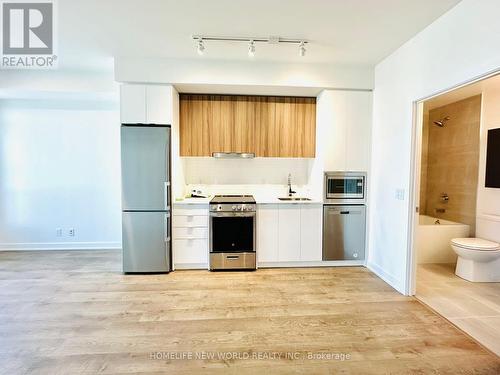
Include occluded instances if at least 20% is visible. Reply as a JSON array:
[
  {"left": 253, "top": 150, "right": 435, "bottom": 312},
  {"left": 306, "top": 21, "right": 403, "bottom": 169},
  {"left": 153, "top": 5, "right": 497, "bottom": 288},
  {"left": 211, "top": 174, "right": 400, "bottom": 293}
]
[
  {"left": 179, "top": 94, "right": 316, "bottom": 157},
  {"left": 179, "top": 94, "right": 210, "bottom": 156},
  {"left": 233, "top": 96, "right": 256, "bottom": 153},
  {"left": 255, "top": 97, "right": 280, "bottom": 157},
  {"left": 209, "top": 96, "right": 233, "bottom": 154},
  {"left": 278, "top": 97, "right": 316, "bottom": 157}
]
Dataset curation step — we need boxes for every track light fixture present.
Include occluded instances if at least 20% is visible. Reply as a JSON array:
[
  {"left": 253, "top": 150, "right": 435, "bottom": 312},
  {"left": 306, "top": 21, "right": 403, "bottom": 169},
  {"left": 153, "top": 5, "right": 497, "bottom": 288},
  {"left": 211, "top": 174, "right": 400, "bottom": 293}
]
[
  {"left": 299, "top": 41, "right": 306, "bottom": 57},
  {"left": 248, "top": 40, "right": 256, "bottom": 57},
  {"left": 192, "top": 35, "right": 308, "bottom": 57},
  {"left": 196, "top": 38, "right": 205, "bottom": 55}
]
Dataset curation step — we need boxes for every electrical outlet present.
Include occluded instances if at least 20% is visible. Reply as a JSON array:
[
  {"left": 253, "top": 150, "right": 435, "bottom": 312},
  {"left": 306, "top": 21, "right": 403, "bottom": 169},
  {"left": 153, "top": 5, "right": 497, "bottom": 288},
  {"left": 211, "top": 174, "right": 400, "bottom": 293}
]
[
  {"left": 56, "top": 228, "right": 62, "bottom": 237},
  {"left": 68, "top": 228, "right": 75, "bottom": 237}
]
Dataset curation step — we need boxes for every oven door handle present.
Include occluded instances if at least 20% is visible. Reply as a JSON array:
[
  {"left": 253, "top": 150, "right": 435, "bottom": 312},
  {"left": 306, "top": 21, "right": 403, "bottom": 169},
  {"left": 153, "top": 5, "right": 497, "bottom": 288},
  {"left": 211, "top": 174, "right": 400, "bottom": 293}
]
[{"left": 210, "top": 212, "right": 256, "bottom": 218}]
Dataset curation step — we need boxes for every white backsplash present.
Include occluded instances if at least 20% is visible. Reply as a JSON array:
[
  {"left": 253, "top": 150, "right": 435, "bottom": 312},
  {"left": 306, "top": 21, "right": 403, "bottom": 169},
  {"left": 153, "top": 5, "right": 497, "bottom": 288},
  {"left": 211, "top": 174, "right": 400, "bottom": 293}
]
[
  {"left": 178, "top": 157, "right": 322, "bottom": 201},
  {"left": 183, "top": 157, "right": 313, "bottom": 185}
]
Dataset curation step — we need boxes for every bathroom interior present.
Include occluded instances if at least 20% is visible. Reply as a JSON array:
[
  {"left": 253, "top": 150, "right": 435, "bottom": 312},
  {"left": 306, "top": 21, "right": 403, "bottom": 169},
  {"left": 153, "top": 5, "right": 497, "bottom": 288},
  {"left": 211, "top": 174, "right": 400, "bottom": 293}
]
[{"left": 414, "top": 74, "right": 500, "bottom": 356}]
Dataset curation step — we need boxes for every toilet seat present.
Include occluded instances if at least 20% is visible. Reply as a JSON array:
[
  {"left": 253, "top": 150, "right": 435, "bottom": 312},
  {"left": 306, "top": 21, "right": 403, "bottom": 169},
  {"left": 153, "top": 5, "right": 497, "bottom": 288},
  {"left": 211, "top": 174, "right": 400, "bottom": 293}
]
[{"left": 451, "top": 238, "right": 499, "bottom": 251}]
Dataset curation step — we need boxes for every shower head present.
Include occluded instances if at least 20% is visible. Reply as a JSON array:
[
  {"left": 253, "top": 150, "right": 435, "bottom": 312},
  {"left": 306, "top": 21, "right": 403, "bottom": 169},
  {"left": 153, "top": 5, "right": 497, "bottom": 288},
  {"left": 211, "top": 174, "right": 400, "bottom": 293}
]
[{"left": 433, "top": 116, "right": 450, "bottom": 127}]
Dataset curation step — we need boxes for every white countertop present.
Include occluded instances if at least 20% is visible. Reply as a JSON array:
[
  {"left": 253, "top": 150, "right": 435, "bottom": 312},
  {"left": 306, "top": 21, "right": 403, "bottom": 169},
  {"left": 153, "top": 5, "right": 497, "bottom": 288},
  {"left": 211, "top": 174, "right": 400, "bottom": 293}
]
[
  {"left": 174, "top": 197, "right": 211, "bottom": 205},
  {"left": 174, "top": 195, "right": 322, "bottom": 205}
]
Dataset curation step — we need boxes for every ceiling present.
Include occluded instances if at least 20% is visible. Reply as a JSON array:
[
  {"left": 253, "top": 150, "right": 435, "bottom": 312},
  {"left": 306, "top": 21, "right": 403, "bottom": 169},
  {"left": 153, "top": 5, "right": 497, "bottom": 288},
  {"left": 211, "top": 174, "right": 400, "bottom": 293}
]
[
  {"left": 424, "top": 74, "right": 500, "bottom": 111},
  {"left": 57, "top": 0, "right": 461, "bottom": 73}
]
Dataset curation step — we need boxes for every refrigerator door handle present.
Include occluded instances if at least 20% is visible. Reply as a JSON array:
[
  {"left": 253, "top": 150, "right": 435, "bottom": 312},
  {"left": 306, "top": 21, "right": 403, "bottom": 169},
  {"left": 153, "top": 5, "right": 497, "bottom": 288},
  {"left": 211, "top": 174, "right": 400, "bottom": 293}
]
[
  {"left": 164, "top": 212, "right": 171, "bottom": 242},
  {"left": 164, "top": 181, "right": 171, "bottom": 210}
]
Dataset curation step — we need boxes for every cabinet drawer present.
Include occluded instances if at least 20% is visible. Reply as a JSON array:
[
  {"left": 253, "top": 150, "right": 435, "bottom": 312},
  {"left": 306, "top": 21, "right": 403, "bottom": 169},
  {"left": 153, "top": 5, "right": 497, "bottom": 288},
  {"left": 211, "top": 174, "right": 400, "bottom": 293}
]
[
  {"left": 172, "top": 215, "right": 208, "bottom": 228},
  {"left": 173, "top": 239, "right": 208, "bottom": 264},
  {"left": 173, "top": 207, "right": 209, "bottom": 216},
  {"left": 173, "top": 227, "right": 208, "bottom": 239}
]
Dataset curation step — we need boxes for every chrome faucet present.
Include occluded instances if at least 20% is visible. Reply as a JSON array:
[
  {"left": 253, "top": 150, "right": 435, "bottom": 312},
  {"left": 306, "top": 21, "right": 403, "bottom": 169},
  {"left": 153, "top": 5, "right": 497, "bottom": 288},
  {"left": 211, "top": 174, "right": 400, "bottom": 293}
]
[{"left": 288, "top": 173, "right": 296, "bottom": 197}]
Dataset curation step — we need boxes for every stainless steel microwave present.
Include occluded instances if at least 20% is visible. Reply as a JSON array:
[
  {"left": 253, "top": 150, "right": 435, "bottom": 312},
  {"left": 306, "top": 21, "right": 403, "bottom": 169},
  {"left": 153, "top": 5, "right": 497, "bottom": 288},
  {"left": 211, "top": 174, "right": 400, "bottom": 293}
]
[{"left": 324, "top": 172, "right": 367, "bottom": 204}]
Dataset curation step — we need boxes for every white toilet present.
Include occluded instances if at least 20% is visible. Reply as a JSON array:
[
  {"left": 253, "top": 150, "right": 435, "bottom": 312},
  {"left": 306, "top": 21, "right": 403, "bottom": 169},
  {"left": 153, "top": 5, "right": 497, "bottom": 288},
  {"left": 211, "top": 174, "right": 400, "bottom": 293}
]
[{"left": 451, "top": 238, "right": 500, "bottom": 282}]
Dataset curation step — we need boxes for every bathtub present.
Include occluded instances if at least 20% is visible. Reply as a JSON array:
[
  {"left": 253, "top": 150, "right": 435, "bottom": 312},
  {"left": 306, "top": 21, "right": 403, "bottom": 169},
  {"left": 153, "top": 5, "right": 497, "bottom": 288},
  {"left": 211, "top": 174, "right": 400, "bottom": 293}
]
[{"left": 417, "top": 215, "right": 470, "bottom": 264}]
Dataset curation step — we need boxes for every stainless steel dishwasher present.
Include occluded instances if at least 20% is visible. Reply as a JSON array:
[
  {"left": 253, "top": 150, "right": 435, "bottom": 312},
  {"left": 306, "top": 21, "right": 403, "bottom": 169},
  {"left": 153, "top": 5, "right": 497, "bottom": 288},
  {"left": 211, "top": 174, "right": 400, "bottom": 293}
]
[{"left": 323, "top": 205, "right": 366, "bottom": 261}]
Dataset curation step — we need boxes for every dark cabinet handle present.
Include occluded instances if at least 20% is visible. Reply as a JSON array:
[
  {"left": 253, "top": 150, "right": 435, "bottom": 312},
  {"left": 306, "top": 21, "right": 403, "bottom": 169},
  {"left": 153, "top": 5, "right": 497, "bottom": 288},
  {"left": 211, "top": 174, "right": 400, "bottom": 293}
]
[{"left": 340, "top": 211, "right": 350, "bottom": 214}]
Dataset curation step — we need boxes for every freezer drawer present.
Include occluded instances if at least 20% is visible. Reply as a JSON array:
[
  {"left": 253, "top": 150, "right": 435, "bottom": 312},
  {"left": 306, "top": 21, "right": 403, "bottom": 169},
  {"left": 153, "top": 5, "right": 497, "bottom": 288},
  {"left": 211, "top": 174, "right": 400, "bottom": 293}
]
[
  {"left": 122, "top": 212, "right": 170, "bottom": 272},
  {"left": 323, "top": 205, "right": 366, "bottom": 261},
  {"left": 121, "top": 126, "right": 170, "bottom": 211}
]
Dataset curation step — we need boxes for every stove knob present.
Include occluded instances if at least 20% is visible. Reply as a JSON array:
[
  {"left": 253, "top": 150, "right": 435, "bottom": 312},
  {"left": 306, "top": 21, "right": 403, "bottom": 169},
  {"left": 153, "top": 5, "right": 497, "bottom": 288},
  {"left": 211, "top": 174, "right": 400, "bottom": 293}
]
[
  {"left": 211, "top": 205, "right": 216, "bottom": 210},
  {"left": 232, "top": 205, "right": 237, "bottom": 211}
]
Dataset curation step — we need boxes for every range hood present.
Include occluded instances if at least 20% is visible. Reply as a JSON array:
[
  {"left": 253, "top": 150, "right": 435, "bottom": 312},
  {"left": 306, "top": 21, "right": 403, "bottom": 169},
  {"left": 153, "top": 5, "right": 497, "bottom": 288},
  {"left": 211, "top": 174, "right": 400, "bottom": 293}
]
[{"left": 212, "top": 152, "right": 255, "bottom": 159}]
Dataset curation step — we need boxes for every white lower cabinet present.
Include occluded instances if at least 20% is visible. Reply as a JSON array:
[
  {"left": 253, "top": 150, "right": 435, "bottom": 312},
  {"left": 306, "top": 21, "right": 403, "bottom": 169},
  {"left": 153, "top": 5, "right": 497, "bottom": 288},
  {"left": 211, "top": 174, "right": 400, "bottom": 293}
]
[
  {"left": 257, "top": 203, "right": 323, "bottom": 264},
  {"left": 278, "top": 205, "right": 301, "bottom": 261},
  {"left": 300, "top": 204, "right": 323, "bottom": 261},
  {"left": 172, "top": 239, "right": 208, "bottom": 264},
  {"left": 257, "top": 205, "right": 279, "bottom": 262},
  {"left": 172, "top": 204, "right": 209, "bottom": 268}
]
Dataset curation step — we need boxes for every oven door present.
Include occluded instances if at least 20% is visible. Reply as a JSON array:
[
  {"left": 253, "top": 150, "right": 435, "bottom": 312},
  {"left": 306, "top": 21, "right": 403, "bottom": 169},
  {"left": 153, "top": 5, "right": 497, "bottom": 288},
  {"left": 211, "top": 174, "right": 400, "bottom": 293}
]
[
  {"left": 210, "top": 212, "right": 256, "bottom": 253},
  {"left": 325, "top": 175, "right": 365, "bottom": 201}
]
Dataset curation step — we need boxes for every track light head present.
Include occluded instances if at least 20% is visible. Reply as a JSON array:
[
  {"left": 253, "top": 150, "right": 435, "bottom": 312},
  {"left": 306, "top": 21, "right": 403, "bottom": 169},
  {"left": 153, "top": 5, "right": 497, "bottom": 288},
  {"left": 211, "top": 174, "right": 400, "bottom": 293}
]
[
  {"left": 197, "top": 38, "right": 205, "bottom": 55},
  {"left": 248, "top": 40, "right": 256, "bottom": 57},
  {"left": 299, "top": 41, "right": 306, "bottom": 57}
]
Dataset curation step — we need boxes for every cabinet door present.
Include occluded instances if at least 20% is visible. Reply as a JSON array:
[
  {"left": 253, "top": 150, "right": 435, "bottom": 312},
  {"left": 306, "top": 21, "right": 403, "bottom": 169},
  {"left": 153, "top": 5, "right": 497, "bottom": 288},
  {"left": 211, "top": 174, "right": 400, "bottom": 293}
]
[
  {"left": 146, "top": 86, "right": 172, "bottom": 125},
  {"left": 255, "top": 97, "right": 280, "bottom": 157},
  {"left": 233, "top": 96, "right": 256, "bottom": 153},
  {"left": 345, "top": 91, "right": 372, "bottom": 171},
  {"left": 296, "top": 98, "right": 316, "bottom": 158},
  {"left": 319, "top": 91, "right": 348, "bottom": 170},
  {"left": 120, "top": 84, "right": 146, "bottom": 124},
  {"left": 257, "top": 205, "right": 279, "bottom": 262},
  {"left": 277, "top": 97, "right": 298, "bottom": 157},
  {"left": 173, "top": 239, "right": 208, "bottom": 264},
  {"left": 209, "top": 95, "right": 233, "bottom": 154},
  {"left": 300, "top": 204, "right": 323, "bottom": 261},
  {"left": 278, "top": 204, "right": 301, "bottom": 261},
  {"left": 277, "top": 97, "right": 316, "bottom": 157},
  {"left": 179, "top": 95, "right": 210, "bottom": 156}
]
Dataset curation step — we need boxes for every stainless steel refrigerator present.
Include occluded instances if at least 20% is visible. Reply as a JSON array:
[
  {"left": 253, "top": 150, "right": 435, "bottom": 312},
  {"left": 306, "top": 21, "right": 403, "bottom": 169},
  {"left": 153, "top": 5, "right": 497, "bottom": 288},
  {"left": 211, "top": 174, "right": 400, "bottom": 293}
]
[{"left": 121, "top": 125, "right": 171, "bottom": 273}]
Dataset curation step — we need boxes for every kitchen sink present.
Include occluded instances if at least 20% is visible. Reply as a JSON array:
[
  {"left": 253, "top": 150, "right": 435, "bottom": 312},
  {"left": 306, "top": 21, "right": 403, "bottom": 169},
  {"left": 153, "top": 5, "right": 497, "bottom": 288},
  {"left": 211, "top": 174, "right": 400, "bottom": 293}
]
[{"left": 278, "top": 197, "right": 312, "bottom": 201}]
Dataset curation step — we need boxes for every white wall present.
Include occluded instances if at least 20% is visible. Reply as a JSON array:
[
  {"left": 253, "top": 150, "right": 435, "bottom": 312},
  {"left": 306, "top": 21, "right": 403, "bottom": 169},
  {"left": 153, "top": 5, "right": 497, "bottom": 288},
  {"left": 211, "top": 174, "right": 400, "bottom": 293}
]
[
  {"left": 369, "top": 0, "right": 500, "bottom": 294},
  {"left": 476, "top": 79, "right": 500, "bottom": 243},
  {"left": 0, "top": 99, "right": 121, "bottom": 250}
]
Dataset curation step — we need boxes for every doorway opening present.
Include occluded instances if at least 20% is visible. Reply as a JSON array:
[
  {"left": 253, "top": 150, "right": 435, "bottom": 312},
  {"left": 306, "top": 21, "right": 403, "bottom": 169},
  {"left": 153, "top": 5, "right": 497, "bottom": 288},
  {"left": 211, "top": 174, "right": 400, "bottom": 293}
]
[{"left": 410, "top": 74, "right": 500, "bottom": 356}]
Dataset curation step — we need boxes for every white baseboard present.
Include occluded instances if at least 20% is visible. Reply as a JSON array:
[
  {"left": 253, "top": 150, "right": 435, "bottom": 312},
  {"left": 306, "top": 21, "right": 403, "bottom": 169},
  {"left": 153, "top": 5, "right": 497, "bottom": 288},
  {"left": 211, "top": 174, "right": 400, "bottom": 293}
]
[
  {"left": 0, "top": 242, "right": 121, "bottom": 251},
  {"left": 174, "top": 263, "right": 208, "bottom": 270},
  {"left": 366, "top": 261, "right": 405, "bottom": 294},
  {"left": 258, "top": 260, "right": 365, "bottom": 268}
]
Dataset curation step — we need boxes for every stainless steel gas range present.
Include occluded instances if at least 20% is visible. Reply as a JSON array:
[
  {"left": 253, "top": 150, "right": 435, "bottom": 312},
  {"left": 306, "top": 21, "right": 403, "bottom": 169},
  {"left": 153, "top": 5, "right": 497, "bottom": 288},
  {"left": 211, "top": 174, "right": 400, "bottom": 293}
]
[{"left": 209, "top": 195, "right": 256, "bottom": 271}]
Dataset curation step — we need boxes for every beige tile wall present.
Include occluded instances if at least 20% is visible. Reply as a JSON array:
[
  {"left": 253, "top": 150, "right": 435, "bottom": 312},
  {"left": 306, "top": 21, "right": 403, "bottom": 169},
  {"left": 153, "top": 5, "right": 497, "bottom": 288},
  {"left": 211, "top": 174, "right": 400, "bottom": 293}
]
[
  {"left": 420, "top": 95, "right": 481, "bottom": 234},
  {"left": 419, "top": 112, "right": 430, "bottom": 211}
]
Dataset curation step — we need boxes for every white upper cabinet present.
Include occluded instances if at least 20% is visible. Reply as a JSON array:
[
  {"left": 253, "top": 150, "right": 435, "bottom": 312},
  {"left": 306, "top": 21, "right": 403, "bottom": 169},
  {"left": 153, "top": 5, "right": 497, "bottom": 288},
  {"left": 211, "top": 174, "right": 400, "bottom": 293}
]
[
  {"left": 120, "top": 84, "right": 172, "bottom": 125},
  {"left": 257, "top": 205, "right": 279, "bottom": 262},
  {"left": 317, "top": 90, "right": 372, "bottom": 172},
  {"left": 120, "top": 84, "right": 147, "bottom": 124},
  {"left": 300, "top": 204, "right": 323, "bottom": 262},
  {"left": 146, "top": 85, "right": 173, "bottom": 125}
]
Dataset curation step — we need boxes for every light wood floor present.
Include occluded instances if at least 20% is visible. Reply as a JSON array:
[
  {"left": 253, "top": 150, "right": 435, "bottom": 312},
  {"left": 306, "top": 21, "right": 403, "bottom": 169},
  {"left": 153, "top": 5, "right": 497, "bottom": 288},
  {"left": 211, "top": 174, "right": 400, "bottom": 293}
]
[
  {"left": 1, "top": 251, "right": 499, "bottom": 375},
  {"left": 417, "top": 263, "right": 500, "bottom": 357}
]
